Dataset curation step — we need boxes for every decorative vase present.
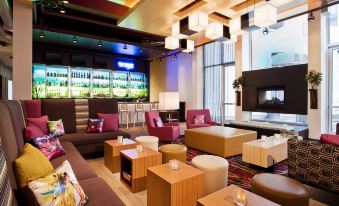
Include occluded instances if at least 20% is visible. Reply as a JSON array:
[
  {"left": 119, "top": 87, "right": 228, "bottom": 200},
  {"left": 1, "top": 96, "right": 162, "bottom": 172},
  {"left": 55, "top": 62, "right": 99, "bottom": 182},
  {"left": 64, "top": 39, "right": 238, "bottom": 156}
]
[
  {"left": 236, "top": 91, "right": 241, "bottom": 106},
  {"left": 309, "top": 89, "right": 318, "bottom": 109}
]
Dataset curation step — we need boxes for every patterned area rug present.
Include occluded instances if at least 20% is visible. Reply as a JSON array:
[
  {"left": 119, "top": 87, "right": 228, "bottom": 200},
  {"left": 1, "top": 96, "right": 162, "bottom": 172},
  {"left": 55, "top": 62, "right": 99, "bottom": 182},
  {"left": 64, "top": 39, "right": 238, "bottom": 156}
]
[{"left": 184, "top": 146, "right": 288, "bottom": 190}]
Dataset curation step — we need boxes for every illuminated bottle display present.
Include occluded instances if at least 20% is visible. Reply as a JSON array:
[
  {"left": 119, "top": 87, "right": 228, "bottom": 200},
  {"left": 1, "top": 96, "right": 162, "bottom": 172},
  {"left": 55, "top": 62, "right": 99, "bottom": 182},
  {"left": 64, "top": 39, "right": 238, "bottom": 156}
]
[
  {"left": 71, "top": 68, "right": 91, "bottom": 98},
  {"left": 45, "top": 66, "right": 69, "bottom": 98},
  {"left": 129, "top": 72, "right": 146, "bottom": 98},
  {"left": 93, "top": 70, "right": 111, "bottom": 97},
  {"left": 112, "top": 71, "right": 129, "bottom": 98}
]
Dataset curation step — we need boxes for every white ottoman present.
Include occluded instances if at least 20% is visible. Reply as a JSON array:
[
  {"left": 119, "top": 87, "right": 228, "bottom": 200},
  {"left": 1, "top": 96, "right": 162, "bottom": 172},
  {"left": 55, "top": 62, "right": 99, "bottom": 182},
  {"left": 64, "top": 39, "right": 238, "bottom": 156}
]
[
  {"left": 135, "top": 136, "right": 159, "bottom": 151},
  {"left": 191, "top": 155, "right": 229, "bottom": 195}
]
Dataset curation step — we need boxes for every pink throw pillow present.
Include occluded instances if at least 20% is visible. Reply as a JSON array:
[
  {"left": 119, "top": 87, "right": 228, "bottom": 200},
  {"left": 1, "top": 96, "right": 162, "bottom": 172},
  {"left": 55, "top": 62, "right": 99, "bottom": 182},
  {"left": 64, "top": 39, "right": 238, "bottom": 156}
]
[
  {"left": 194, "top": 115, "right": 205, "bottom": 124},
  {"left": 27, "top": 115, "right": 49, "bottom": 135},
  {"left": 97, "top": 113, "right": 119, "bottom": 132},
  {"left": 24, "top": 123, "right": 45, "bottom": 142},
  {"left": 86, "top": 119, "right": 104, "bottom": 133},
  {"left": 32, "top": 135, "right": 66, "bottom": 160},
  {"left": 320, "top": 134, "right": 339, "bottom": 146},
  {"left": 154, "top": 117, "right": 164, "bottom": 127}
]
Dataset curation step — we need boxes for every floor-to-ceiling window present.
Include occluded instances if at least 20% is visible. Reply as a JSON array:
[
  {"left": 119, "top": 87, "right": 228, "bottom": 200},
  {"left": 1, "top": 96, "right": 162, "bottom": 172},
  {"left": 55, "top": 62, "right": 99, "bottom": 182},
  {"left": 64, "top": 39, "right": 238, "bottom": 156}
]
[
  {"left": 328, "top": 5, "right": 339, "bottom": 133},
  {"left": 204, "top": 42, "right": 235, "bottom": 123},
  {"left": 250, "top": 14, "right": 308, "bottom": 124}
]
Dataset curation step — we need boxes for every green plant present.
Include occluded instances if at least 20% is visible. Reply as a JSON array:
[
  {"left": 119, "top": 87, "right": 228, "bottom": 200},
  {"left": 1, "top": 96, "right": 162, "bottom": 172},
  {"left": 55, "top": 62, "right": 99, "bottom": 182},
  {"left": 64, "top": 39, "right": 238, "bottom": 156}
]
[
  {"left": 32, "top": 80, "right": 43, "bottom": 99},
  {"left": 232, "top": 76, "right": 244, "bottom": 91},
  {"left": 305, "top": 70, "right": 323, "bottom": 89}
]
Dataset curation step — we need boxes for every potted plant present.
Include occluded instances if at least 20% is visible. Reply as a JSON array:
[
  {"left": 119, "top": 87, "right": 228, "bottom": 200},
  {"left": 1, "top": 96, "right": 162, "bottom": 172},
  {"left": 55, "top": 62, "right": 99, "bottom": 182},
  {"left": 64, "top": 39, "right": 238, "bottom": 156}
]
[
  {"left": 232, "top": 76, "right": 244, "bottom": 106},
  {"left": 305, "top": 70, "right": 323, "bottom": 109}
]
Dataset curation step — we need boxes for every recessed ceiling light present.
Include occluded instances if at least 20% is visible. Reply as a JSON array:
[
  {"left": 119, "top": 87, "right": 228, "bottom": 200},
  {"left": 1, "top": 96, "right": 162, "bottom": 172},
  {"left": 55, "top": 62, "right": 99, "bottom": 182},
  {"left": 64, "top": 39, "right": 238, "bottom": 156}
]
[
  {"left": 72, "top": 36, "right": 77, "bottom": 43},
  {"left": 139, "top": 48, "right": 142, "bottom": 53},
  {"left": 123, "top": 44, "right": 127, "bottom": 50},
  {"left": 98, "top": 40, "right": 102, "bottom": 47},
  {"left": 39, "top": 31, "right": 45, "bottom": 38},
  {"left": 60, "top": 3, "right": 66, "bottom": 13}
]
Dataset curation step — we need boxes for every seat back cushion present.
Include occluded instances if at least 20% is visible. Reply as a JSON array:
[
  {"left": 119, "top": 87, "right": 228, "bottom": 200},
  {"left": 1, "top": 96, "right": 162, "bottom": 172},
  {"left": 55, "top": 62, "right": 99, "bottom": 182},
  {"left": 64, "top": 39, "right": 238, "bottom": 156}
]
[
  {"left": 88, "top": 99, "right": 118, "bottom": 119},
  {"left": 23, "top": 100, "right": 41, "bottom": 118},
  {"left": 41, "top": 99, "right": 76, "bottom": 134}
]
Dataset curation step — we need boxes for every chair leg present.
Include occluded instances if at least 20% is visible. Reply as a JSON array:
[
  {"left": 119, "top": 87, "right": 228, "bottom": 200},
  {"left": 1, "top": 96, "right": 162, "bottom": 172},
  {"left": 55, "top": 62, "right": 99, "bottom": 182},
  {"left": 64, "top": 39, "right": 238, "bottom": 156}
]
[{"left": 142, "top": 112, "right": 145, "bottom": 127}]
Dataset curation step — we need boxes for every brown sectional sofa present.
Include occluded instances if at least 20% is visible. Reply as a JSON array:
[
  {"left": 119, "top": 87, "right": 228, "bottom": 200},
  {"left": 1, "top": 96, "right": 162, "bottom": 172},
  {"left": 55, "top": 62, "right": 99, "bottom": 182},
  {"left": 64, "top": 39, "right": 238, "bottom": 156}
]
[{"left": 0, "top": 100, "right": 126, "bottom": 206}]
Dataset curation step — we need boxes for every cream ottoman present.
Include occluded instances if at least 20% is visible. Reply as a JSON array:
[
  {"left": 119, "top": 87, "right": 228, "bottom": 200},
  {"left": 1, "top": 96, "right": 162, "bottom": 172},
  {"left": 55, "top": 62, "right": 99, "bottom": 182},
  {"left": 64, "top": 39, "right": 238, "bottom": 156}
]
[
  {"left": 191, "top": 155, "right": 229, "bottom": 195},
  {"left": 135, "top": 136, "right": 159, "bottom": 151}
]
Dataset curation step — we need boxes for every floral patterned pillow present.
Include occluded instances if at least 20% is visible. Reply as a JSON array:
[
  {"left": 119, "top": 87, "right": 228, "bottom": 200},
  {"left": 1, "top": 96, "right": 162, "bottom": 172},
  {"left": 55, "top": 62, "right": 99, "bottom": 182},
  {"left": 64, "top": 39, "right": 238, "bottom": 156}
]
[
  {"left": 28, "top": 160, "right": 88, "bottom": 206},
  {"left": 194, "top": 115, "right": 205, "bottom": 124},
  {"left": 47, "top": 119, "right": 65, "bottom": 136},
  {"left": 32, "top": 135, "right": 65, "bottom": 160},
  {"left": 86, "top": 119, "right": 104, "bottom": 133},
  {"left": 154, "top": 116, "right": 164, "bottom": 127}
]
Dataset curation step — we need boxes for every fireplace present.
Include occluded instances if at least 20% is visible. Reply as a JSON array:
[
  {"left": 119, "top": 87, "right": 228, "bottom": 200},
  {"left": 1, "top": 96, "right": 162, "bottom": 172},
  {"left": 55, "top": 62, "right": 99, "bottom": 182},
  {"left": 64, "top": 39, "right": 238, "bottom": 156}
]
[{"left": 257, "top": 86, "right": 285, "bottom": 109}]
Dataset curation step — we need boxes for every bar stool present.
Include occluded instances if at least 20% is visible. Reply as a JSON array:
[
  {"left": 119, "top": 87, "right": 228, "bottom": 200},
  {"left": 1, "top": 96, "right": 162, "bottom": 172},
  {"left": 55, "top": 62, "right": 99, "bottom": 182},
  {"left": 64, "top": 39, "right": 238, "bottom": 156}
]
[
  {"left": 119, "top": 103, "right": 130, "bottom": 129},
  {"left": 150, "top": 102, "right": 159, "bottom": 111},
  {"left": 134, "top": 103, "right": 146, "bottom": 127}
]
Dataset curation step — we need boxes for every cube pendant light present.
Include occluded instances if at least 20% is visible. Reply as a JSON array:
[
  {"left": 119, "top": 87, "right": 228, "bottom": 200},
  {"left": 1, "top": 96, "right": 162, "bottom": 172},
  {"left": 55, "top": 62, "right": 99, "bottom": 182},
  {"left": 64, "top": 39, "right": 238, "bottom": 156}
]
[
  {"left": 188, "top": 11, "right": 208, "bottom": 32},
  {"left": 172, "top": 21, "right": 187, "bottom": 39},
  {"left": 254, "top": 4, "right": 277, "bottom": 28},
  {"left": 205, "top": 22, "right": 223, "bottom": 40},
  {"left": 229, "top": 17, "right": 242, "bottom": 36},
  {"left": 231, "top": 34, "right": 238, "bottom": 42},
  {"left": 165, "top": 36, "right": 179, "bottom": 50},
  {"left": 180, "top": 39, "right": 194, "bottom": 53}
]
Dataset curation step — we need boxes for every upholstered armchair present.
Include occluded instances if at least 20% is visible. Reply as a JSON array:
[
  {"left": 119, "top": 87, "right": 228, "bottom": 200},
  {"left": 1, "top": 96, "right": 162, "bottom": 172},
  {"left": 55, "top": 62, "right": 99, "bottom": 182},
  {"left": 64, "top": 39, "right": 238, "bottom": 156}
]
[
  {"left": 145, "top": 111, "right": 180, "bottom": 142},
  {"left": 186, "top": 109, "right": 217, "bottom": 129},
  {"left": 336, "top": 123, "right": 339, "bottom": 135}
]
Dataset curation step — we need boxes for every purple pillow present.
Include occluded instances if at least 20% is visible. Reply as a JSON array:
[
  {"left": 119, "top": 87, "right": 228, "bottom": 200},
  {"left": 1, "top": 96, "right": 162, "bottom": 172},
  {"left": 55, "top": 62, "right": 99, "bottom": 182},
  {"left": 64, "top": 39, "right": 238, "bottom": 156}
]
[
  {"left": 32, "top": 135, "right": 65, "bottom": 160},
  {"left": 27, "top": 115, "right": 49, "bottom": 135},
  {"left": 154, "top": 117, "right": 164, "bottom": 127},
  {"left": 97, "top": 113, "right": 119, "bottom": 132},
  {"left": 24, "top": 123, "right": 45, "bottom": 142},
  {"left": 86, "top": 119, "right": 104, "bottom": 133}
]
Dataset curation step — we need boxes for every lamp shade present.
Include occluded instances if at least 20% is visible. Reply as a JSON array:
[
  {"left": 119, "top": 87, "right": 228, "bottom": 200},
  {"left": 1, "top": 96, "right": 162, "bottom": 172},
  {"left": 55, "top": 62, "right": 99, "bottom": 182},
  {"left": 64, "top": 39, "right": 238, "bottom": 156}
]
[
  {"left": 165, "top": 36, "right": 179, "bottom": 50},
  {"left": 188, "top": 11, "right": 208, "bottom": 32},
  {"left": 172, "top": 21, "right": 187, "bottom": 39},
  {"left": 159, "top": 92, "right": 179, "bottom": 110},
  {"left": 229, "top": 16, "right": 242, "bottom": 35},
  {"left": 205, "top": 22, "right": 223, "bottom": 40},
  {"left": 254, "top": 4, "right": 277, "bottom": 27},
  {"left": 180, "top": 39, "right": 194, "bottom": 52}
]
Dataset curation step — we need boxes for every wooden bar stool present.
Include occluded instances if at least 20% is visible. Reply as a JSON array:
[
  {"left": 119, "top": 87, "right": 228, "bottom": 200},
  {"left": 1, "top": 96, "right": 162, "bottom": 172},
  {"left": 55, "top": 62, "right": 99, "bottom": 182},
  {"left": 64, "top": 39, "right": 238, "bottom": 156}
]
[
  {"left": 134, "top": 103, "right": 146, "bottom": 127},
  {"left": 150, "top": 102, "right": 159, "bottom": 111},
  {"left": 119, "top": 103, "right": 130, "bottom": 129}
]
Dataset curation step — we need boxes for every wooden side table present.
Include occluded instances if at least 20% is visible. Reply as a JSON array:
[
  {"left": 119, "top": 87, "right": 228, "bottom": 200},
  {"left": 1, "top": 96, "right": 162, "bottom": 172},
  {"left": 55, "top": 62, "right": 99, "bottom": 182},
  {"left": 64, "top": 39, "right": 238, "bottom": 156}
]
[
  {"left": 147, "top": 162, "right": 205, "bottom": 206},
  {"left": 120, "top": 147, "right": 162, "bottom": 193},
  {"left": 104, "top": 139, "right": 137, "bottom": 173},
  {"left": 197, "top": 185, "right": 279, "bottom": 206}
]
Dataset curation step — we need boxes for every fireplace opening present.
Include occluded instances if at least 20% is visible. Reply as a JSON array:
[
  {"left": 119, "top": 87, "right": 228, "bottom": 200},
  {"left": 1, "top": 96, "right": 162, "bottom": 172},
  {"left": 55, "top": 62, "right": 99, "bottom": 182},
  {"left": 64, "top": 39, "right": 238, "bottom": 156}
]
[{"left": 257, "top": 86, "right": 285, "bottom": 109}]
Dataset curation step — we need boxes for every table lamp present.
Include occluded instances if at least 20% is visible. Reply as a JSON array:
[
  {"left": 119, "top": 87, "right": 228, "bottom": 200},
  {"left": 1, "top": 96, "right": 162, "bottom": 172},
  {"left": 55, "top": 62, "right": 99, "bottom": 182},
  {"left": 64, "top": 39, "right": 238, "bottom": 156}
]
[{"left": 159, "top": 92, "right": 179, "bottom": 120}]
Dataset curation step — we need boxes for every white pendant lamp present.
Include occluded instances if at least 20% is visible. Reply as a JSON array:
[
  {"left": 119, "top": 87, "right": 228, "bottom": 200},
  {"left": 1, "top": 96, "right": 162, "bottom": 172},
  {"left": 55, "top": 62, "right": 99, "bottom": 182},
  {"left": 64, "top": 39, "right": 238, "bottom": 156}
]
[
  {"left": 205, "top": 22, "right": 223, "bottom": 40},
  {"left": 172, "top": 21, "right": 187, "bottom": 39},
  {"left": 254, "top": 4, "right": 277, "bottom": 27},
  {"left": 230, "top": 34, "right": 238, "bottom": 42},
  {"left": 188, "top": 11, "right": 208, "bottom": 32},
  {"left": 229, "top": 16, "right": 242, "bottom": 36},
  {"left": 165, "top": 36, "right": 179, "bottom": 50},
  {"left": 181, "top": 39, "right": 194, "bottom": 53}
]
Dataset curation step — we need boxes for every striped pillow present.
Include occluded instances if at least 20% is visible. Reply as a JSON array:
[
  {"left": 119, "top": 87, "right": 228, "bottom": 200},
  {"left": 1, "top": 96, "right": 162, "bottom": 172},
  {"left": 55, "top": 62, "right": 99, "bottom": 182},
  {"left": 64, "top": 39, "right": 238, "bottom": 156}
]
[{"left": 0, "top": 138, "right": 17, "bottom": 206}]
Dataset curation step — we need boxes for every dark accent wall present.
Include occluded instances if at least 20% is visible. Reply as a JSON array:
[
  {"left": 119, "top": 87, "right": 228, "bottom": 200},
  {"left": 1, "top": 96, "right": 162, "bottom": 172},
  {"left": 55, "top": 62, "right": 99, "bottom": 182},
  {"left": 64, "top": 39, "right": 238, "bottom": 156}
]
[{"left": 242, "top": 64, "right": 308, "bottom": 115}]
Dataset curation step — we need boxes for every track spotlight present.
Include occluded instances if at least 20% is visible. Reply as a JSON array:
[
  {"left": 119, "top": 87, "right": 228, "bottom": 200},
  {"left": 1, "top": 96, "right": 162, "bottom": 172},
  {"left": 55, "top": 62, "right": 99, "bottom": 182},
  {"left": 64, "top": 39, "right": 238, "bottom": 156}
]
[
  {"left": 62, "top": 0, "right": 69, "bottom": 3},
  {"left": 263, "top": 27, "right": 269, "bottom": 35},
  {"left": 153, "top": 49, "right": 156, "bottom": 55},
  {"left": 139, "top": 48, "right": 143, "bottom": 53},
  {"left": 39, "top": 31, "right": 45, "bottom": 38},
  {"left": 98, "top": 40, "right": 102, "bottom": 47},
  {"left": 60, "top": 3, "right": 66, "bottom": 13},
  {"left": 189, "top": 52, "right": 192, "bottom": 55},
  {"left": 123, "top": 44, "right": 127, "bottom": 50},
  {"left": 72, "top": 36, "right": 77, "bottom": 43},
  {"left": 174, "top": 54, "right": 177, "bottom": 59},
  {"left": 159, "top": 58, "right": 162, "bottom": 63},
  {"left": 308, "top": 12, "right": 315, "bottom": 22}
]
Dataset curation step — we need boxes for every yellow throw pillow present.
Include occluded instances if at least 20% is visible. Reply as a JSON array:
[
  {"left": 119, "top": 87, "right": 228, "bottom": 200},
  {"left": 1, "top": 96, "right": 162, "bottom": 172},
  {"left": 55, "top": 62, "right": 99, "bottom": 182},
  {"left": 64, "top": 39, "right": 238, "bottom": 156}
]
[{"left": 14, "top": 143, "right": 54, "bottom": 188}]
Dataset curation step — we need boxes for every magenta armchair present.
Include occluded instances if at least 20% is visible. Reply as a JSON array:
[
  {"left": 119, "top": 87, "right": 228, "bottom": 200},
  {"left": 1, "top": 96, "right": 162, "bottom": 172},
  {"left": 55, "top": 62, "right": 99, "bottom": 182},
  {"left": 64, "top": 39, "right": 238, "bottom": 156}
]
[
  {"left": 186, "top": 109, "right": 217, "bottom": 129},
  {"left": 145, "top": 111, "right": 180, "bottom": 142}
]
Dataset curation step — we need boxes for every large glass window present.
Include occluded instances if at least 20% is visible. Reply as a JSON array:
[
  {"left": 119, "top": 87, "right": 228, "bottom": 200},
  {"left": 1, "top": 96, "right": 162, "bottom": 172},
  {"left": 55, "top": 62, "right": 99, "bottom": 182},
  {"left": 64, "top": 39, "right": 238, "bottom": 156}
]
[
  {"left": 251, "top": 15, "right": 308, "bottom": 70},
  {"left": 329, "top": 5, "right": 339, "bottom": 44},
  {"left": 204, "top": 42, "right": 235, "bottom": 123}
]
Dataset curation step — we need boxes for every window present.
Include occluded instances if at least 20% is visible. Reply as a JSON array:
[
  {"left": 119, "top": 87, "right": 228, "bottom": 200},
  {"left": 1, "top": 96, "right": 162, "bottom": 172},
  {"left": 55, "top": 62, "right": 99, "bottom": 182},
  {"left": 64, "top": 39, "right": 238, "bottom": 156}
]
[
  {"left": 7, "top": 80, "right": 12, "bottom": 100},
  {"left": 329, "top": 5, "right": 339, "bottom": 44},
  {"left": 251, "top": 15, "right": 308, "bottom": 70},
  {"left": 204, "top": 42, "right": 235, "bottom": 123}
]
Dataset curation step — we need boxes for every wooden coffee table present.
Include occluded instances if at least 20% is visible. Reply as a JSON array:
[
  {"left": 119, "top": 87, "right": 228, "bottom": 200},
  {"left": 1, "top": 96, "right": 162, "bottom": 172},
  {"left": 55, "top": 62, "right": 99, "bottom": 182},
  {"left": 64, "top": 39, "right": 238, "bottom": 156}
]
[
  {"left": 242, "top": 136, "right": 288, "bottom": 168},
  {"left": 185, "top": 126, "right": 257, "bottom": 157},
  {"left": 147, "top": 162, "right": 205, "bottom": 206},
  {"left": 197, "top": 184, "right": 280, "bottom": 206},
  {"left": 120, "top": 147, "right": 162, "bottom": 193},
  {"left": 104, "top": 139, "right": 137, "bottom": 173}
]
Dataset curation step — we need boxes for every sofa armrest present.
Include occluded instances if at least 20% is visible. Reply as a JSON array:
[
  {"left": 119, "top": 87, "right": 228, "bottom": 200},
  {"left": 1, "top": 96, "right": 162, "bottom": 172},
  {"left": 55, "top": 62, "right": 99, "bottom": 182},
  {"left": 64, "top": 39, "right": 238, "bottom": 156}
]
[
  {"left": 164, "top": 122, "right": 180, "bottom": 127},
  {"left": 152, "top": 126, "right": 176, "bottom": 135}
]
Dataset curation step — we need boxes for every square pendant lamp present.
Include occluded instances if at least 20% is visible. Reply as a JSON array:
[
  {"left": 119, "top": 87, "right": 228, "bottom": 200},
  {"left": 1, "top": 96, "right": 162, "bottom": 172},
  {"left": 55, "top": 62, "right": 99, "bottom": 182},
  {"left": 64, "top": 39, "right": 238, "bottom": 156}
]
[
  {"left": 241, "top": 12, "right": 260, "bottom": 31},
  {"left": 229, "top": 16, "right": 242, "bottom": 36},
  {"left": 165, "top": 36, "right": 179, "bottom": 50},
  {"left": 205, "top": 22, "right": 223, "bottom": 40},
  {"left": 180, "top": 39, "right": 194, "bottom": 52},
  {"left": 188, "top": 11, "right": 208, "bottom": 32},
  {"left": 231, "top": 34, "right": 238, "bottom": 42},
  {"left": 254, "top": 4, "right": 277, "bottom": 27},
  {"left": 172, "top": 21, "right": 187, "bottom": 39}
]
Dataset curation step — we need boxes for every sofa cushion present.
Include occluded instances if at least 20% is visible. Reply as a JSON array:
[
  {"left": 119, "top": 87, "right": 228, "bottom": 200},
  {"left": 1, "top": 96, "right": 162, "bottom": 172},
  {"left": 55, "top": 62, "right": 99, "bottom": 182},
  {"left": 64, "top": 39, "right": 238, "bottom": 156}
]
[
  {"left": 320, "top": 134, "right": 339, "bottom": 146},
  {"left": 23, "top": 100, "right": 41, "bottom": 118},
  {"left": 79, "top": 177, "right": 125, "bottom": 206},
  {"left": 59, "top": 131, "right": 131, "bottom": 146},
  {"left": 50, "top": 142, "right": 97, "bottom": 180},
  {"left": 97, "top": 113, "right": 119, "bottom": 132},
  {"left": 32, "top": 135, "right": 65, "bottom": 160},
  {"left": 86, "top": 119, "right": 104, "bottom": 133},
  {"left": 88, "top": 99, "right": 118, "bottom": 119},
  {"left": 25, "top": 123, "right": 45, "bottom": 142},
  {"left": 14, "top": 144, "right": 54, "bottom": 188},
  {"left": 27, "top": 115, "right": 49, "bottom": 135},
  {"left": 47, "top": 119, "right": 65, "bottom": 136},
  {"left": 41, "top": 99, "right": 76, "bottom": 133}
]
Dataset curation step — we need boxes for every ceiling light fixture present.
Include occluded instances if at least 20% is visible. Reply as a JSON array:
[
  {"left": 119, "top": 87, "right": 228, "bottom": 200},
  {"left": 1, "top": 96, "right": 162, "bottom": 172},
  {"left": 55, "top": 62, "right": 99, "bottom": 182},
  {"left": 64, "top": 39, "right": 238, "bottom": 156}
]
[
  {"left": 229, "top": 17, "right": 242, "bottom": 36},
  {"left": 205, "top": 22, "right": 223, "bottom": 40},
  {"left": 153, "top": 49, "right": 156, "bottom": 55},
  {"left": 308, "top": 12, "right": 315, "bottom": 22},
  {"left": 72, "top": 36, "right": 77, "bottom": 43},
  {"left": 172, "top": 21, "right": 188, "bottom": 39},
  {"left": 59, "top": 3, "right": 66, "bottom": 13},
  {"left": 123, "top": 44, "right": 127, "bottom": 50},
  {"left": 98, "top": 40, "right": 102, "bottom": 47},
  {"left": 180, "top": 39, "right": 194, "bottom": 53},
  {"left": 165, "top": 36, "right": 179, "bottom": 50},
  {"left": 174, "top": 54, "right": 177, "bottom": 59},
  {"left": 159, "top": 58, "right": 162, "bottom": 63},
  {"left": 139, "top": 48, "right": 143, "bottom": 53},
  {"left": 39, "top": 31, "right": 45, "bottom": 38},
  {"left": 62, "top": 0, "right": 69, "bottom": 3},
  {"left": 254, "top": 1, "right": 277, "bottom": 28},
  {"left": 263, "top": 27, "right": 269, "bottom": 35},
  {"left": 188, "top": 11, "right": 208, "bottom": 32}
]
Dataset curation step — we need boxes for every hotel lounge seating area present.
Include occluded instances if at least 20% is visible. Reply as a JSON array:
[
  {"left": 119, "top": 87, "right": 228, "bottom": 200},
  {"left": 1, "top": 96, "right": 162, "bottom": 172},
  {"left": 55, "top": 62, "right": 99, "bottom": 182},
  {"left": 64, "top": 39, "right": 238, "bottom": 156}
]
[{"left": 1, "top": 0, "right": 339, "bottom": 205}]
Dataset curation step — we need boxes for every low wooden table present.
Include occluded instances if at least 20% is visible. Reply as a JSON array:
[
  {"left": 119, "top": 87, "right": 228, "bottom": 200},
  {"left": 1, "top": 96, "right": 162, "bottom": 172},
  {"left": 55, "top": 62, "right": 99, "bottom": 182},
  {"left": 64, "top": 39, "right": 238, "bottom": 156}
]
[
  {"left": 242, "top": 136, "right": 288, "bottom": 168},
  {"left": 147, "top": 162, "right": 205, "bottom": 206},
  {"left": 104, "top": 139, "right": 137, "bottom": 173},
  {"left": 197, "top": 184, "right": 280, "bottom": 206},
  {"left": 120, "top": 147, "right": 162, "bottom": 193}
]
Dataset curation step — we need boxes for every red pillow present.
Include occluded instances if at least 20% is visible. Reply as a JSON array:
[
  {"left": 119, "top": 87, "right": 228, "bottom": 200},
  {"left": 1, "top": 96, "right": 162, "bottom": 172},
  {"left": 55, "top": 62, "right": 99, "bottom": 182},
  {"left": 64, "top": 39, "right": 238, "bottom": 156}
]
[
  {"left": 24, "top": 100, "right": 42, "bottom": 118},
  {"left": 320, "top": 134, "right": 339, "bottom": 146},
  {"left": 26, "top": 115, "right": 49, "bottom": 135},
  {"left": 24, "top": 123, "right": 45, "bottom": 142},
  {"left": 97, "top": 113, "right": 119, "bottom": 132}
]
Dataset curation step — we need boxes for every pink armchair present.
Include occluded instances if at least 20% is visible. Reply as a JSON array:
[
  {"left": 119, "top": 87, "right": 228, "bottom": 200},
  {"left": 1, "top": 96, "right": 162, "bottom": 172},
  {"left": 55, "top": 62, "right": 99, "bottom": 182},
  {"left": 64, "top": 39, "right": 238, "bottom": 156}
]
[
  {"left": 186, "top": 109, "right": 217, "bottom": 129},
  {"left": 145, "top": 111, "right": 180, "bottom": 142}
]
